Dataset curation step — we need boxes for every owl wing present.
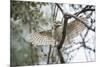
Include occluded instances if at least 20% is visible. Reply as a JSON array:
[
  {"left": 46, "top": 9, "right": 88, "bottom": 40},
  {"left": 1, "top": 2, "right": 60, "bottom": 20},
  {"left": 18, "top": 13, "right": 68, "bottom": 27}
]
[
  {"left": 66, "top": 19, "right": 86, "bottom": 41},
  {"left": 25, "top": 19, "right": 86, "bottom": 46},
  {"left": 25, "top": 31, "right": 56, "bottom": 46}
]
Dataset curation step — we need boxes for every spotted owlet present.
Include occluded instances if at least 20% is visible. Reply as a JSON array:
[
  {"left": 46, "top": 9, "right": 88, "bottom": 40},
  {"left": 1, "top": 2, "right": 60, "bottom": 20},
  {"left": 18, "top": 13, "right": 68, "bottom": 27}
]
[{"left": 25, "top": 18, "right": 86, "bottom": 46}]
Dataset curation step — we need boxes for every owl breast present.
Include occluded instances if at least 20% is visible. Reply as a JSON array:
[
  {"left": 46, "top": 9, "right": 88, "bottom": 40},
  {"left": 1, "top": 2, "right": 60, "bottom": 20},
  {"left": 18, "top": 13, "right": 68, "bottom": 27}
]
[{"left": 54, "top": 26, "right": 62, "bottom": 42}]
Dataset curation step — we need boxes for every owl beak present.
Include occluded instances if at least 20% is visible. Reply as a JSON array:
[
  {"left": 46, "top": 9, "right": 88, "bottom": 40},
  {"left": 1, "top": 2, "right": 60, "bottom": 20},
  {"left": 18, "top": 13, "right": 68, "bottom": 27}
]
[
  {"left": 57, "top": 24, "right": 61, "bottom": 26},
  {"left": 56, "top": 24, "right": 62, "bottom": 26}
]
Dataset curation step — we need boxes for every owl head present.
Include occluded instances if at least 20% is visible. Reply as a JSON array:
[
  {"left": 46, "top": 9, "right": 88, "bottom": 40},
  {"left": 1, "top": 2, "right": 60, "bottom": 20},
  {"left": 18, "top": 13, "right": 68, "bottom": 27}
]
[{"left": 54, "top": 21, "right": 62, "bottom": 28}]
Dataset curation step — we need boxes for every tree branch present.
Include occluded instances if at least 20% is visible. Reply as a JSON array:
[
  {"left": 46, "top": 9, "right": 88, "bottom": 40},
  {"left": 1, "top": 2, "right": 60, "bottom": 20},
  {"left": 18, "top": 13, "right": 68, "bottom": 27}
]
[
  {"left": 83, "top": 44, "right": 95, "bottom": 52},
  {"left": 75, "top": 5, "right": 95, "bottom": 16},
  {"left": 47, "top": 45, "right": 52, "bottom": 64},
  {"left": 56, "top": 3, "right": 69, "bottom": 63},
  {"left": 56, "top": 3, "right": 64, "bottom": 15},
  {"left": 57, "top": 15, "right": 68, "bottom": 49}
]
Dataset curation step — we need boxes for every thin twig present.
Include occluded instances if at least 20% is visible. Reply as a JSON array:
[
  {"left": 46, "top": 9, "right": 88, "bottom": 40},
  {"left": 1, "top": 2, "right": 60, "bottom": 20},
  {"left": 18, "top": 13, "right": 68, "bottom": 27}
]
[
  {"left": 75, "top": 5, "right": 95, "bottom": 16},
  {"left": 47, "top": 45, "right": 52, "bottom": 64}
]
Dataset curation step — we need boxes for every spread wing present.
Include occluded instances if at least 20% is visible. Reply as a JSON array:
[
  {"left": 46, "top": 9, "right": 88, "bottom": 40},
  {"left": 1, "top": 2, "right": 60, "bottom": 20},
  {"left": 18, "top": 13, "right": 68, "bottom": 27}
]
[
  {"left": 25, "top": 19, "right": 86, "bottom": 46},
  {"left": 66, "top": 19, "right": 86, "bottom": 43},
  {"left": 67, "top": 20, "right": 86, "bottom": 39},
  {"left": 25, "top": 32, "right": 56, "bottom": 46},
  {"left": 64, "top": 20, "right": 86, "bottom": 44}
]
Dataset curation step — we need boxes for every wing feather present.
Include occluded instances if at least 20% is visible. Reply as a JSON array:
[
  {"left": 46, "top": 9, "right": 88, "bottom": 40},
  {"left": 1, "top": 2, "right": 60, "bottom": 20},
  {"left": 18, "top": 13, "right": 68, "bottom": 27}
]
[
  {"left": 25, "top": 19, "right": 86, "bottom": 46},
  {"left": 66, "top": 19, "right": 86, "bottom": 41},
  {"left": 25, "top": 32, "right": 56, "bottom": 46}
]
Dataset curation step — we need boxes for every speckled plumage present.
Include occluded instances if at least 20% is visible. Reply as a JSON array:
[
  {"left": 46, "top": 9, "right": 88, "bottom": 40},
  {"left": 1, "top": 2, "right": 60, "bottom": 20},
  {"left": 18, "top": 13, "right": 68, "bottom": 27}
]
[{"left": 25, "top": 18, "right": 86, "bottom": 46}]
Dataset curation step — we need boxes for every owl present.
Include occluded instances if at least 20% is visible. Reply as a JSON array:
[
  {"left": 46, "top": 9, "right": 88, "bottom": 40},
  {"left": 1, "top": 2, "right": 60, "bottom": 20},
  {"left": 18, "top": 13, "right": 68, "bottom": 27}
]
[{"left": 25, "top": 18, "right": 86, "bottom": 46}]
